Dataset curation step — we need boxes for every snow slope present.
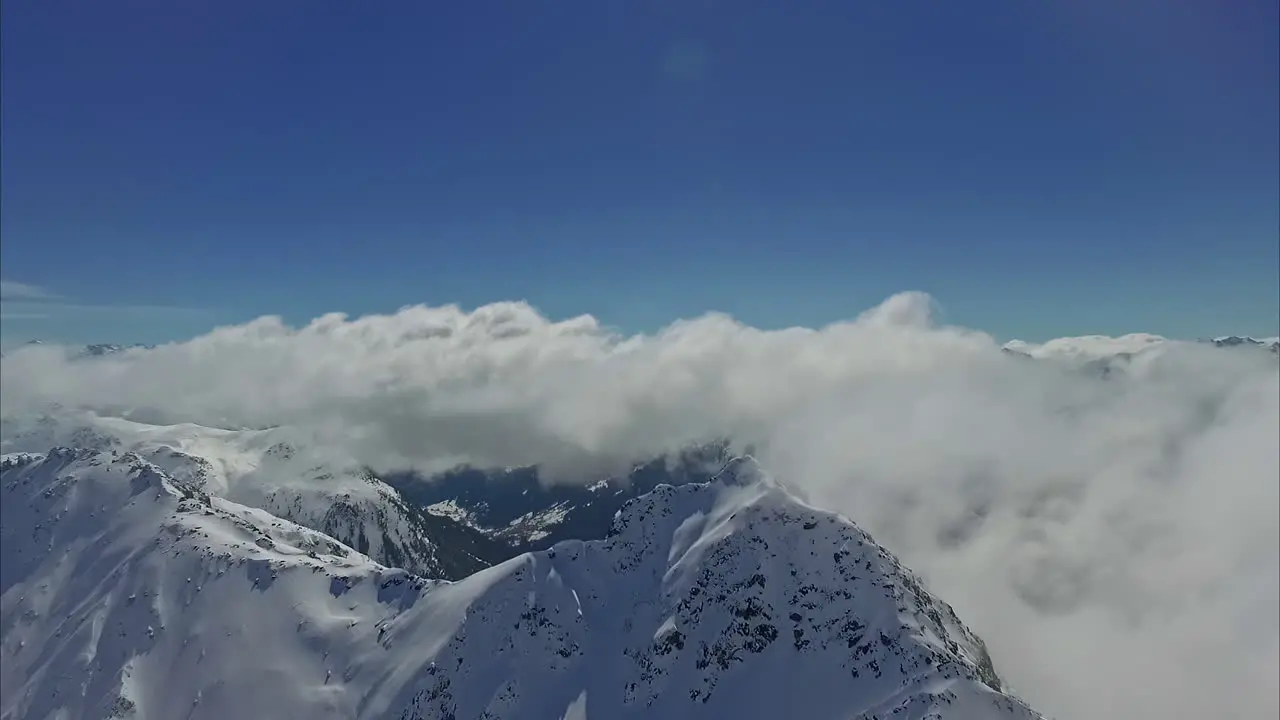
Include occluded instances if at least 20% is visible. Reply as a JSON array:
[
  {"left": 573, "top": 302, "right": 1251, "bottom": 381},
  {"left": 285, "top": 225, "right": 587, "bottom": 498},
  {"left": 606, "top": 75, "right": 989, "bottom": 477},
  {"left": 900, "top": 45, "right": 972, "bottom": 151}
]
[
  {"left": 0, "top": 412, "right": 491, "bottom": 580},
  {"left": 1, "top": 449, "right": 1045, "bottom": 719},
  {"left": 1, "top": 448, "right": 426, "bottom": 720}
]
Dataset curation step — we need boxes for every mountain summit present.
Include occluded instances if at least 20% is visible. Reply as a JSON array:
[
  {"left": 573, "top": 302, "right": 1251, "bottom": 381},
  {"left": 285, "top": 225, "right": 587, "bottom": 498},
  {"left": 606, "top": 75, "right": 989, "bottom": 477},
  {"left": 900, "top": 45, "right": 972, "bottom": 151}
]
[{"left": 1, "top": 444, "right": 1043, "bottom": 719}]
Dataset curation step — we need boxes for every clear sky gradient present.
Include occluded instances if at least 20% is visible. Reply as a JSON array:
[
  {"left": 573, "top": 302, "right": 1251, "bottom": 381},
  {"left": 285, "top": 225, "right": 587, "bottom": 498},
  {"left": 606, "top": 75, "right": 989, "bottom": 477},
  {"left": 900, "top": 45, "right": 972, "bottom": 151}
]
[{"left": 2, "top": 1, "right": 1277, "bottom": 346}]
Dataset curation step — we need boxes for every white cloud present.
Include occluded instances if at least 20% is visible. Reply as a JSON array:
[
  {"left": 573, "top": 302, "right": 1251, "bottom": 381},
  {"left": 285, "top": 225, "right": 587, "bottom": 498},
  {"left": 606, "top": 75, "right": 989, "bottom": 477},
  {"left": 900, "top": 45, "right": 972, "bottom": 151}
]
[
  {"left": 0, "top": 291, "right": 1276, "bottom": 720},
  {"left": 0, "top": 280, "right": 58, "bottom": 301}
]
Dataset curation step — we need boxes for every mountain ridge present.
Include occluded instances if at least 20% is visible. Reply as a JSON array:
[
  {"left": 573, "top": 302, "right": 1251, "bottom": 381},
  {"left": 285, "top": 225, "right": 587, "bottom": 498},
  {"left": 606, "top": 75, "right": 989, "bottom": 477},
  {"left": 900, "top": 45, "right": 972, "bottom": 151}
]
[
  {"left": 0, "top": 412, "right": 500, "bottom": 580},
  {"left": 1, "top": 446, "right": 1046, "bottom": 719}
]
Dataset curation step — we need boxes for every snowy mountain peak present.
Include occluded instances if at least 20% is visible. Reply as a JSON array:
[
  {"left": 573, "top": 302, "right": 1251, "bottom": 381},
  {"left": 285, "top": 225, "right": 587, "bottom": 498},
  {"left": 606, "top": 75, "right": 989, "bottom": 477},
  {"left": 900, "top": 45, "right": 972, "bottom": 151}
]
[
  {"left": 1211, "top": 335, "right": 1280, "bottom": 352},
  {"left": 0, "top": 413, "right": 492, "bottom": 580},
  {"left": 2, "top": 445, "right": 1044, "bottom": 719},
  {"left": 708, "top": 454, "right": 771, "bottom": 487}
]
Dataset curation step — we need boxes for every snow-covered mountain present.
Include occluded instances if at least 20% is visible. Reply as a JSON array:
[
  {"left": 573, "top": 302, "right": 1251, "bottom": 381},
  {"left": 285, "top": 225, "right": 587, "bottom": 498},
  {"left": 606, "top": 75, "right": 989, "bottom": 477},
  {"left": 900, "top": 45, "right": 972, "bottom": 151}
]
[
  {"left": 77, "top": 343, "right": 155, "bottom": 358},
  {"left": 0, "top": 343, "right": 154, "bottom": 360},
  {"left": 1002, "top": 333, "right": 1167, "bottom": 361},
  {"left": 0, "top": 413, "right": 501, "bottom": 580},
  {"left": 1004, "top": 332, "right": 1280, "bottom": 360},
  {"left": 999, "top": 332, "right": 1279, "bottom": 382},
  {"left": 1210, "top": 335, "right": 1280, "bottom": 352},
  {"left": 1, "top": 448, "right": 1044, "bottom": 719}
]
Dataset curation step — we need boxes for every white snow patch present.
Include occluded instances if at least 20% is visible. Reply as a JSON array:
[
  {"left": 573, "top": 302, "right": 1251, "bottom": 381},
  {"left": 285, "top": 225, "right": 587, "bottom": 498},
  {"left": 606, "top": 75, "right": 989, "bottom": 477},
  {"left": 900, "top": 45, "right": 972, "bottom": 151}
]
[
  {"left": 561, "top": 690, "right": 588, "bottom": 720},
  {"left": 425, "top": 499, "right": 474, "bottom": 524},
  {"left": 1003, "top": 333, "right": 1168, "bottom": 360}
]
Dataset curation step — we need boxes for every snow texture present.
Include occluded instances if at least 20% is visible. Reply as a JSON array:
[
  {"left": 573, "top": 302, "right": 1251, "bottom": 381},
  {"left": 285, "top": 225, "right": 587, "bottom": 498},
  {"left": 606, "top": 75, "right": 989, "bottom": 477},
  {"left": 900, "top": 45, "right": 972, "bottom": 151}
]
[{"left": 0, "top": 412, "right": 460, "bottom": 579}]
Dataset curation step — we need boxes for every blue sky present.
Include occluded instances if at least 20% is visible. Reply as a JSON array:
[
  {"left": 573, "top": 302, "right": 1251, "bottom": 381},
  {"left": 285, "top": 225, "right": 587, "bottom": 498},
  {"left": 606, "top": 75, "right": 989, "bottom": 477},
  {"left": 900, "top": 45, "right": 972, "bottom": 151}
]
[{"left": 2, "top": 1, "right": 1277, "bottom": 347}]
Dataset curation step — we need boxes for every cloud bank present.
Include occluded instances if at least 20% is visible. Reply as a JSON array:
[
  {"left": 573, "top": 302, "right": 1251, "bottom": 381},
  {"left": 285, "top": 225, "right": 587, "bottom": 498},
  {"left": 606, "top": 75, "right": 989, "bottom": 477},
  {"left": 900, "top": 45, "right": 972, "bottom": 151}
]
[{"left": 1, "top": 291, "right": 1276, "bottom": 720}]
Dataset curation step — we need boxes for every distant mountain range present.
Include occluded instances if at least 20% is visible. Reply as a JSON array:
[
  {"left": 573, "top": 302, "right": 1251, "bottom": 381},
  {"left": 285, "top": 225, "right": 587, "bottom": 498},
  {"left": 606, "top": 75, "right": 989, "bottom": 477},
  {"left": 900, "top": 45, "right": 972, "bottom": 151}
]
[
  {"left": 78, "top": 342, "right": 157, "bottom": 357},
  {"left": 384, "top": 442, "right": 731, "bottom": 556},
  {"left": 1001, "top": 333, "right": 1278, "bottom": 360},
  {"left": 1207, "top": 335, "right": 1280, "bottom": 352},
  {"left": 5, "top": 333, "right": 1280, "bottom": 361}
]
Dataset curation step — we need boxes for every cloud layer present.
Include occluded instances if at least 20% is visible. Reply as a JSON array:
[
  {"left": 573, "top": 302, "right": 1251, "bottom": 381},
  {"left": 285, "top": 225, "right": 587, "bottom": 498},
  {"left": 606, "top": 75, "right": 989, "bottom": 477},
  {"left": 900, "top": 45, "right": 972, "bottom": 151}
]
[{"left": 1, "top": 291, "right": 1276, "bottom": 720}]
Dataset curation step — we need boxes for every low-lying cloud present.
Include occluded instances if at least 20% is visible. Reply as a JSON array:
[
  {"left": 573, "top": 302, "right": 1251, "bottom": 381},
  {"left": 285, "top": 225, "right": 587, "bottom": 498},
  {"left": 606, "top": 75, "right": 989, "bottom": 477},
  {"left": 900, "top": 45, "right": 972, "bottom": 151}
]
[{"left": 1, "top": 291, "right": 1276, "bottom": 720}]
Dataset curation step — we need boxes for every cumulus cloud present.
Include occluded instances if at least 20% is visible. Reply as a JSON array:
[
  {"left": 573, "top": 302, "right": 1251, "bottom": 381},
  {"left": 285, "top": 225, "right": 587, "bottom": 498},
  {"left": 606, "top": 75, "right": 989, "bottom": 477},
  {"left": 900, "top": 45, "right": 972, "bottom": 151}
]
[{"left": 0, "top": 290, "right": 1276, "bottom": 720}]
